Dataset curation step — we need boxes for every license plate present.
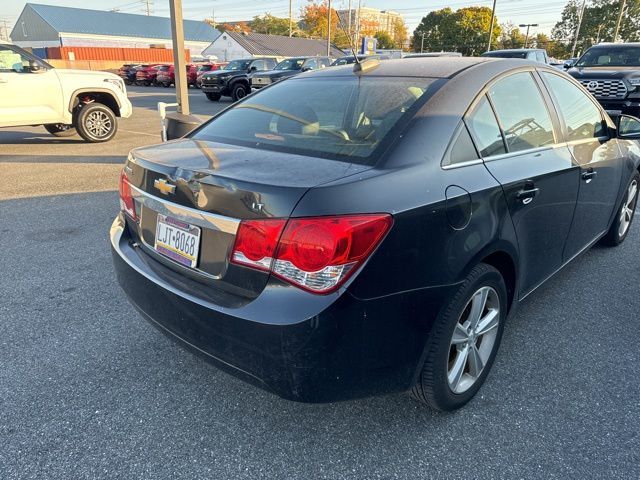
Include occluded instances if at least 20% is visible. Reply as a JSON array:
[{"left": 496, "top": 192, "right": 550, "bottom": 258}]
[{"left": 154, "top": 214, "right": 201, "bottom": 268}]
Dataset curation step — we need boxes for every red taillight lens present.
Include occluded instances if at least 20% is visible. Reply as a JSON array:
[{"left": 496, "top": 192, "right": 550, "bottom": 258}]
[
  {"left": 231, "top": 214, "right": 392, "bottom": 294},
  {"left": 231, "top": 219, "right": 286, "bottom": 271},
  {"left": 118, "top": 170, "right": 137, "bottom": 220}
]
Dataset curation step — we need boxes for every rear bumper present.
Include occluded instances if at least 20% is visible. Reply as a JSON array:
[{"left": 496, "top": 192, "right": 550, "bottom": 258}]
[{"left": 110, "top": 215, "right": 457, "bottom": 402}]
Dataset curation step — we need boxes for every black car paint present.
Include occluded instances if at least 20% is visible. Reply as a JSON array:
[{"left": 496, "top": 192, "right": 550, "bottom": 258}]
[
  {"left": 112, "top": 58, "right": 640, "bottom": 402},
  {"left": 200, "top": 58, "right": 275, "bottom": 97}
]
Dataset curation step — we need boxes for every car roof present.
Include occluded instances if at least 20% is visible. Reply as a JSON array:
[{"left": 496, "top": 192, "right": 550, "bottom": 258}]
[
  {"left": 589, "top": 42, "right": 640, "bottom": 47},
  {"left": 484, "top": 49, "right": 543, "bottom": 54},
  {"left": 310, "top": 57, "right": 497, "bottom": 79}
]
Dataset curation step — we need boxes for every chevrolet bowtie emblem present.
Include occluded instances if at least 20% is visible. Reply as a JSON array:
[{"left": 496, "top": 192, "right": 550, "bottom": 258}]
[{"left": 154, "top": 178, "right": 176, "bottom": 195}]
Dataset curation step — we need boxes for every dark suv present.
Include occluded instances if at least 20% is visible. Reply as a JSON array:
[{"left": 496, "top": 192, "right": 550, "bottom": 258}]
[
  {"left": 251, "top": 57, "right": 332, "bottom": 89},
  {"left": 201, "top": 58, "right": 277, "bottom": 101},
  {"left": 567, "top": 43, "right": 640, "bottom": 116}
]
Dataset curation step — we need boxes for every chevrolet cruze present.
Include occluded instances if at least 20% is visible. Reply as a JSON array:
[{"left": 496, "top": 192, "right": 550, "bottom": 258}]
[{"left": 111, "top": 58, "right": 640, "bottom": 410}]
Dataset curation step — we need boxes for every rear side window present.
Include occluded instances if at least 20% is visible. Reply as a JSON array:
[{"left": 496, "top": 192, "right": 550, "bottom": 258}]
[
  {"left": 466, "top": 96, "right": 506, "bottom": 157},
  {"left": 193, "top": 76, "right": 437, "bottom": 164},
  {"left": 444, "top": 124, "right": 479, "bottom": 166},
  {"left": 541, "top": 72, "right": 606, "bottom": 141},
  {"left": 488, "top": 72, "right": 555, "bottom": 152},
  {"left": 535, "top": 51, "right": 546, "bottom": 63}
]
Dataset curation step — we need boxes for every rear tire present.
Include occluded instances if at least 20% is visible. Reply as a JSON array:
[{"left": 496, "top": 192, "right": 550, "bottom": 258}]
[
  {"left": 411, "top": 263, "right": 507, "bottom": 411},
  {"left": 231, "top": 83, "right": 248, "bottom": 101},
  {"left": 74, "top": 103, "right": 118, "bottom": 143},
  {"left": 205, "top": 92, "right": 221, "bottom": 101},
  {"left": 44, "top": 123, "right": 77, "bottom": 137},
  {"left": 601, "top": 171, "right": 639, "bottom": 246}
]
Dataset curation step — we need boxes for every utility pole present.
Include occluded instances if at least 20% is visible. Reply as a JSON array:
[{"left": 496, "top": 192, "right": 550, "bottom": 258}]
[
  {"left": 614, "top": 0, "right": 626, "bottom": 42},
  {"left": 519, "top": 23, "right": 538, "bottom": 48},
  {"left": 0, "top": 20, "right": 10, "bottom": 42},
  {"left": 347, "top": 0, "right": 352, "bottom": 43},
  {"left": 143, "top": 0, "right": 152, "bottom": 16},
  {"left": 571, "top": 0, "right": 586, "bottom": 57},
  {"left": 327, "top": 0, "right": 331, "bottom": 56},
  {"left": 169, "top": 0, "right": 189, "bottom": 115},
  {"left": 289, "top": 0, "right": 293, "bottom": 37},
  {"left": 420, "top": 32, "right": 425, "bottom": 53},
  {"left": 487, "top": 0, "right": 497, "bottom": 52},
  {"left": 355, "top": 0, "right": 362, "bottom": 52}
]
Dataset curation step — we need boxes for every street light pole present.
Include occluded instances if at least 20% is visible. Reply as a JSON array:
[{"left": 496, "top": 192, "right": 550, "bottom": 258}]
[
  {"left": 519, "top": 23, "right": 538, "bottom": 49},
  {"left": 327, "top": 0, "right": 331, "bottom": 56},
  {"left": 289, "top": 0, "right": 293, "bottom": 37},
  {"left": 487, "top": 0, "right": 497, "bottom": 52},
  {"left": 420, "top": 32, "right": 425, "bottom": 53}
]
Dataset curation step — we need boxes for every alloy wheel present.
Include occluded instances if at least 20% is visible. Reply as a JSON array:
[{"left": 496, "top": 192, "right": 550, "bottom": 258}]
[
  {"left": 619, "top": 179, "right": 638, "bottom": 238},
  {"left": 447, "top": 286, "right": 500, "bottom": 394},
  {"left": 85, "top": 111, "right": 113, "bottom": 139}
]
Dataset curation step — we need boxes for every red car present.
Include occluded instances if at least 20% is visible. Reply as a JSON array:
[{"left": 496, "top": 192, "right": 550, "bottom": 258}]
[
  {"left": 194, "top": 63, "right": 226, "bottom": 88},
  {"left": 135, "top": 64, "right": 164, "bottom": 86},
  {"left": 156, "top": 64, "right": 199, "bottom": 87}
]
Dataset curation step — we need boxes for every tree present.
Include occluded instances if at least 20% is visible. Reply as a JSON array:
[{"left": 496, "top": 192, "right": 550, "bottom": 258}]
[
  {"left": 412, "top": 7, "right": 501, "bottom": 55},
  {"left": 552, "top": 0, "right": 640, "bottom": 56},
  {"left": 300, "top": 1, "right": 349, "bottom": 48},
  {"left": 374, "top": 31, "right": 395, "bottom": 49},
  {"left": 216, "top": 22, "right": 251, "bottom": 33},
  {"left": 392, "top": 18, "right": 408, "bottom": 50},
  {"left": 251, "top": 14, "right": 292, "bottom": 36}
]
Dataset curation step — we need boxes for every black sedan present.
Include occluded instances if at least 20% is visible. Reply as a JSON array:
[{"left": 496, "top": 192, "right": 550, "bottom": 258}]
[{"left": 111, "top": 58, "right": 640, "bottom": 411}]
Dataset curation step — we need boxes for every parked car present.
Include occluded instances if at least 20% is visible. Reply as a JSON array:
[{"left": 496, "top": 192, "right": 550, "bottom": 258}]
[
  {"left": 481, "top": 48, "right": 550, "bottom": 64},
  {"left": 117, "top": 64, "right": 140, "bottom": 85},
  {"left": 195, "top": 63, "right": 225, "bottom": 88},
  {"left": 331, "top": 54, "right": 389, "bottom": 66},
  {"left": 111, "top": 57, "right": 640, "bottom": 410},
  {"left": 251, "top": 56, "right": 332, "bottom": 89},
  {"left": 404, "top": 52, "right": 462, "bottom": 58},
  {"left": 200, "top": 57, "right": 277, "bottom": 101},
  {"left": 0, "top": 42, "right": 132, "bottom": 142},
  {"left": 567, "top": 43, "right": 640, "bottom": 117},
  {"left": 135, "top": 64, "right": 163, "bottom": 86},
  {"left": 156, "top": 64, "right": 199, "bottom": 88}
]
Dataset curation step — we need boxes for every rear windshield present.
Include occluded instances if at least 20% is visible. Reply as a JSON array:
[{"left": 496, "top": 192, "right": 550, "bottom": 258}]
[
  {"left": 192, "top": 76, "right": 437, "bottom": 164},
  {"left": 576, "top": 46, "right": 640, "bottom": 67},
  {"left": 482, "top": 51, "right": 528, "bottom": 59}
]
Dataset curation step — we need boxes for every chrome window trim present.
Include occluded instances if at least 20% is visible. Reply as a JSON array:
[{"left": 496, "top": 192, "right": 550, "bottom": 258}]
[
  {"left": 129, "top": 184, "right": 240, "bottom": 235},
  {"left": 481, "top": 143, "right": 568, "bottom": 163},
  {"left": 442, "top": 158, "right": 484, "bottom": 170}
]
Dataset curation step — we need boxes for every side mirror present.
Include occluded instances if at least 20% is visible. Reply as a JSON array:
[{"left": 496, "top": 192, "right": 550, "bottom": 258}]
[
  {"left": 617, "top": 114, "right": 640, "bottom": 139},
  {"left": 301, "top": 66, "right": 312, "bottom": 72},
  {"left": 249, "top": 66, "right": 257, "bottom": 72}
]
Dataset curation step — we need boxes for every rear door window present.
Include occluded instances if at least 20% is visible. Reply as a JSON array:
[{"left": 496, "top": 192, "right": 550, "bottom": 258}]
[
  {"left": 488, "top": 72, "right": 555, "bottom": 152},
  {"left": 466, "top": 96, "right": 506, "bottom": 157},
  {"left": 541, "top": 72, "right": 606, "bottom": 141}
]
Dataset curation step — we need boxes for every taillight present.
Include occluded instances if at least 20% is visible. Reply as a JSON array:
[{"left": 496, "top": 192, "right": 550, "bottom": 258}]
[
  {"left": 118, "top": 170, "right": 137, "bottom": 220},
  {"left": 231, "top": 214, "right": 392, "bottom": 294}
]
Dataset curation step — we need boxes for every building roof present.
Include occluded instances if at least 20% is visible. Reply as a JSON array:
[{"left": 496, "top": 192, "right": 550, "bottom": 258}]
[
  {"left": 223, "top": 31, "right": 344, "bottom": 58},
  {"left": 18, "top": 3, "right": 220, "bottom": 42}
]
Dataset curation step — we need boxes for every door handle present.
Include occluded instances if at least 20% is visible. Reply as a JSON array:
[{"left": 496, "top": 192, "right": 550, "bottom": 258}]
[
  {"left": 516, "top": 185, "right": 540, "bottom": 205},
  {"left": 581, "top": 169, "right": 597, "bottom": 183}
]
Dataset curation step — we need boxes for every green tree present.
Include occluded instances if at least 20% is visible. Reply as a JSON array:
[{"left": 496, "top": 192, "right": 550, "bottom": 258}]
[
  {"left": 552, "top": 0, "right": 640, "bottom": 56},
  {"left": 412, "top": 7, "right": 501, "bottom": 56},
  {"left": 374, "top": 31, "right": 395, "bottom": 49},
  {"left": 251, "top": 14, "right": 292, "bottom": 36},
  {"left": 300, "top": 0, "right": 350, "bottom": 48}
]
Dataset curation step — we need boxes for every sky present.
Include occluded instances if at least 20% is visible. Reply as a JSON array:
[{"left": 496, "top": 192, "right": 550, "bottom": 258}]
[{"left": 0, "top": 0, "right": 568, "bottom": 38}]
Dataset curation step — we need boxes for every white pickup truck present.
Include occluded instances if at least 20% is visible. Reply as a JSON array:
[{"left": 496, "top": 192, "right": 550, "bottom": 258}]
[{"left": 0, "top": 42, "right": 132, "bottom": 142}]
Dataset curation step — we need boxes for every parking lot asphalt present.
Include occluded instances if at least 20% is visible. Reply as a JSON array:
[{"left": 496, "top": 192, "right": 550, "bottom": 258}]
[{"left": 1, "top": 86, "right": 639, "bottom": 479}]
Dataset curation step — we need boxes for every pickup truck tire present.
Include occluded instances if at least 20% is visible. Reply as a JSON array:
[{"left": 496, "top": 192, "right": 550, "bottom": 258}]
[
  {"left": 44, "top": 123, "right": 77, "bottom": 137},
  {"left": 231, "top": 83, "right": 248, "bottom": 101},
  {"left": 74, "top": 103, "right": 117, "bottom": 143},
  {"left": 206, "top": 92, "right": 221, "bottom": 101}
]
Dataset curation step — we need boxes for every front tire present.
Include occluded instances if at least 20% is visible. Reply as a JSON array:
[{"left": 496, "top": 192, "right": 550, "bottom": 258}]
[
  {"left": 205, "top": 92, "right": 221, "bottom": 101},
  {"left": 44, "top": 123, "right": 77, "bottom": 137},
  {"left": 602, "top": 171, "right": 639, "bottom": 246},
  {"left": 231, "top": 83, "right": 248, "bottom": 101},
  {"left": 74, "top": 103, "right": 117, "bottom": 143},
  {"left": 411, "top": 263, "right": 507, "bottom": 411}
]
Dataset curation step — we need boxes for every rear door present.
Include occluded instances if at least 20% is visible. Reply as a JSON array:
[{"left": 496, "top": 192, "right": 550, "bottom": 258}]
[
  {"left": 466, "top": 71, "right": 581, "bottom": 295},
  {"left": 540, "top": 71, "right": 624, "bottom": 259}
]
